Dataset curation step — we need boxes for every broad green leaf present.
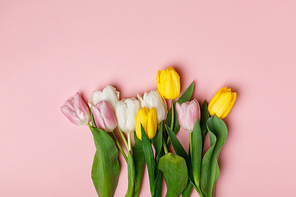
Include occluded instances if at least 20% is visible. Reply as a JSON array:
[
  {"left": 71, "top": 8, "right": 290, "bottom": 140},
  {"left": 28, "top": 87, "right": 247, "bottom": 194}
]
[
  {"left": 191, "top": 119, "right": 203, "bottom": 188},
  {"left": 200, "top": 115, "right": 228, "bottom": 197},
  {"left": 89, "top": 127, "right": 120, "bottom": 197},
  {"left": 132, "top": 134, "right": 145, "bottom": 197},
  {"left": 159, "top": 153, "right": 188, "bottom": 197},
  {"left": 177, "top": 81, "right": 195, "bottom": 104},
  {"left": 200, "top": 101, "right": 210, "bottom": 143},
  {"left": 182, "top": 181, "right": 193, "bottom": 197},
  {"left": 126, "top": 151, "right": 135, "bottom": 197},
  {"left": 141, "top": 125, "right": 156, "bottom": 196}
]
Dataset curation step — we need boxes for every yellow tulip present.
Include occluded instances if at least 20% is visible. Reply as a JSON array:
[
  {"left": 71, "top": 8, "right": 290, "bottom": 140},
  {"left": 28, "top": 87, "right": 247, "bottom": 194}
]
[
  {"left": 156, "top": 67, "right": 181, "bottom": 100},
  {"left": 208, "top": 87, "right": 237, "bottom": 119},
  {"left": 135, "top": 107, "right": 158, "bottom": 140}
]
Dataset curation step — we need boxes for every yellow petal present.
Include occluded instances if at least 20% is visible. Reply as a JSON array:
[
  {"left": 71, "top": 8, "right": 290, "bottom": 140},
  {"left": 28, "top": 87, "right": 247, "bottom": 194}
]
[
  {"left": 164, "top": 67, "right": 180, "bottom": 99},
  {"left": 147, "top": 107, "right": 158, "bottom": 140},
  {"left": 135, "top": 107, "right": 148, "bottom": 140},
  {"left": 221, "top": 92, "right": 237, "bottom": 119},
  {"left": 208, "top": 87, "right": 227, "bottom": 112}
]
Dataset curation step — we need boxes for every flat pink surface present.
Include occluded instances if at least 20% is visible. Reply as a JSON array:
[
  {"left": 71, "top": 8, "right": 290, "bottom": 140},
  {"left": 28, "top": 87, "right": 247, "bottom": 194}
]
[{"left": 1, "top": 1, "right": 296, "bottom": 196}]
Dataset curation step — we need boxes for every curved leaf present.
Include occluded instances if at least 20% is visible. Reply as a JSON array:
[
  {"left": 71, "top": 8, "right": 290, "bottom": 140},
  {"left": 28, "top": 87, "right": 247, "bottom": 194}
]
[
  {"left": 200, "top": 115, "right": 228, "bottom": 197},
  {"left": 90, "top": 127, "right": 120, "bottom": 197}
]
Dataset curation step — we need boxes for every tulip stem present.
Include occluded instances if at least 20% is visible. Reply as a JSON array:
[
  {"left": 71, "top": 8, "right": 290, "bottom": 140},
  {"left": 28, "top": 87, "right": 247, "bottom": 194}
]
[
  {"left": 162, "top": 137, "right": 168, "bottom": 154},
  {"left": 127, "top": 133, "right": 132, "bottom": 152},
  {"left": 170, "top": 99, "right": 174, "bottom": 131},
  {"left": 166, "top": 100, "right": 175, "bottom": 145},
  {"left": 111, "top": 132, "right": 128, "bottom": 162},
  {"left": 117, "top": 126, "right": 129, "bottom": 151}
]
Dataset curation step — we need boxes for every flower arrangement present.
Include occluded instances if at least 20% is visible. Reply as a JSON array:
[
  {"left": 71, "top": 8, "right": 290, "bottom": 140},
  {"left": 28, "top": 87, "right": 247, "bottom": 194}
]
[{"left": 61, "top": 67, "right": 236, "bottom": 197}]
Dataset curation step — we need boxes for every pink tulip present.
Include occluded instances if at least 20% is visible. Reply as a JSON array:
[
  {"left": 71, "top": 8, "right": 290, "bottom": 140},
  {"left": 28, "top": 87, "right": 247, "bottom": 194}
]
[
  {"left": 176, "top": 99, "right": 201, "bottom": 132},
  {"left": 61, "top": 92, "right": 91, "bottom": 126},
  {"left": 91, "top": 101, "right": 117, "bottom": 132}
]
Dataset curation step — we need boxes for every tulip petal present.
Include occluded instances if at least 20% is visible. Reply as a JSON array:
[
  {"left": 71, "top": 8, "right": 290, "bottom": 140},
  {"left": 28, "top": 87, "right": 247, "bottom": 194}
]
[
  {"left": 135, "top": 108, "right": 148, "bottom": 140},
  {"left": 208, "top": 87, "right": 227, "bottom": 112},
  {"left": 147, "top": 107, "right": 157, "bottom": 140},
  {"left": 100, "top": 101, "right": 117, "bottom": 132},
  {"left": 91, "top": 105, "right": 106, "bottom": 130},
  {"left": 73, "top": 92, "right": 91, "bottom": 123},
  {"left": 221, "top": 92, "right": 237, "bottom": 119},
  {"left": 61, "top": 105, "right": 84, "bottom": 126}
]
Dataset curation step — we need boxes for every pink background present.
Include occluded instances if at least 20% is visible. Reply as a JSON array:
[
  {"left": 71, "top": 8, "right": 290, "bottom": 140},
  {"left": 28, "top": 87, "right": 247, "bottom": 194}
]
[{"left": 1, "top": 0, "right": 296, "bottom": 196}]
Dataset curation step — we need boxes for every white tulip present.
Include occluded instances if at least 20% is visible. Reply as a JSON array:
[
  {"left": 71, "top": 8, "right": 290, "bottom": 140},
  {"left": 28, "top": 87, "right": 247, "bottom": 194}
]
[
  {"left": 116, "top": 98, "right": 141, "bottom": 134},
  {"left": 89, "top": 85, "right": 119, "bottom": 110},
  {"left": 137, "top": 90, "right": 167, "bottom": 124}
]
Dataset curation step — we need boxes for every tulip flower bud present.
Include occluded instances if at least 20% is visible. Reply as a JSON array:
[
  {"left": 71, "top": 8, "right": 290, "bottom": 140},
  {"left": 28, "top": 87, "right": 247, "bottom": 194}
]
[
  {"left": 89, "top": 85, "right": 119, "bottom": 110},
  {"left": 208, "top": 87, "right": 237, "bottom": 119},
  {"left": 61, "top": 92, "right": 91, "bottom": 126},
  {"left": 176, "top": 99, "right": 200, "bottom": 132},
  {"left": 116, "top": 98, "right": 141, "bottom": 134},
  {"left": 156, "top": 67, "right": 181, "bottom": 100},
  {"left": 135, "top": 107, "right": 158, "bottom": 140},
  {"left": 91, "top": 101, "right": 117, "bottom": 132},
  {"left": 137, "top": 90, "right": 167, "bottom": 124}
]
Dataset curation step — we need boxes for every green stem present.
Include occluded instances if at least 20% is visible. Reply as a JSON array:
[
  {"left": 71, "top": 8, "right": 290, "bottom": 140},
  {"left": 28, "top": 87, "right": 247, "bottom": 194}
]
[
  {"left": 166, "top": 100, "right": 175, "bottom": 145},
  {"left": 111, "top": 132, "right": 128, "bottom": 162},
  {"left": 87, "top": 122, "right": 91, "bottom": 128},
  {"left": 127, "top": 133, "right": 132, "bottom": 152},
  {"left": 170, "top": 99, "right": 174, "bottom": 130},
  {"left": 162, "top": 137, "right": 168, "bottom": 154},
  {"left": 117, "top": 126, "right": 129, "bottom": 150},
  {"left": 189, "top": 132, "right": 192, "bottom": 159}
]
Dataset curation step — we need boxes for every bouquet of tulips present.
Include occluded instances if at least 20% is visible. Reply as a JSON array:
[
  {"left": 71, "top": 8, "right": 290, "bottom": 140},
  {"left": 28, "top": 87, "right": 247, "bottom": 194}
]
[{"left": 61, "top": 67, "right": 236, "bottom": 197}]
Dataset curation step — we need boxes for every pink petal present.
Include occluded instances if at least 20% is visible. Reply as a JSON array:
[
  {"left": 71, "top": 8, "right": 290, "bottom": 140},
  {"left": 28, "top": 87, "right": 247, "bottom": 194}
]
[
  {"left": 99, "top": 101, "right": 117, "bottom": 132},
  {"left": 61, "top": 105, "right": 84, "bottom": 126},
  {"left": 91, "top": 105, "right": 106, "bottom": 130}
]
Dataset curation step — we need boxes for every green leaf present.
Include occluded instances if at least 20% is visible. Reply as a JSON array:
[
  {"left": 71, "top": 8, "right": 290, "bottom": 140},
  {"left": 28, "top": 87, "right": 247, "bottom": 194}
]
[
  {"left": 132, "top": 134, "right": 145, "bottom": 197},
  {"left": 182, "top": 181, "right": 193, "bottom": 197},
  {"left": 152, "top": 121, "right": 164, "bottom": 197},
  {"left": 177, "top": 81, "right": 194, "bottom": 104},
  {"left": 141, "top": 125, "right": 156, "bottom": 196},
  {"left": 152, "top": 121, "right": 164, "bottom": 162},
  {"left": 126, "top": 151, "right": 135, "bottom": 197},
  {"left": 89, "top": 127, "right": 120, "bottom": 197},
  {"left": 165, "top": 125, "right": 190, "bottom": 168},
  {"left": 200, "top": 115, "right": 228, "bottom": 197},
  {"left": 159, "top": 153, "right": 188, "bottom": 197},
  {"left": 200, "top": 101, "right": 210, "bottom": 143},
  {"left": 165, "top": 125, "right": 195, "bottom": 187},
  {"left": 190, "top": 119, "right": 203, "bottom": 189},
  {"left": 153, "top": 171, "right": 163, "bottom": 197}
]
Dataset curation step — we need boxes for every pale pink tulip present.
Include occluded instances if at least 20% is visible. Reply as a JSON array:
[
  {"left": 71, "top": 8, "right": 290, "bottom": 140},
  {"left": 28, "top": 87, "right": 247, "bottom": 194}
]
[
  {"left": 61, "top": 92, "right": 91, "bottom": 126},
  {"left": 176, "top": 99, "right": 200, "bottom": 132},
  {"left": 91, "top": 101, "right": 117, "bottom": 132}
]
